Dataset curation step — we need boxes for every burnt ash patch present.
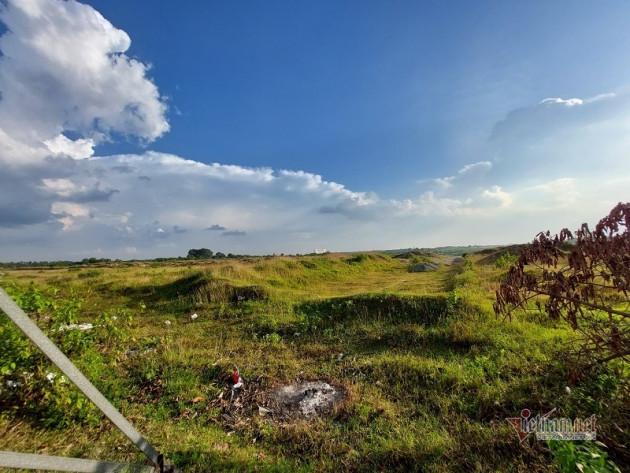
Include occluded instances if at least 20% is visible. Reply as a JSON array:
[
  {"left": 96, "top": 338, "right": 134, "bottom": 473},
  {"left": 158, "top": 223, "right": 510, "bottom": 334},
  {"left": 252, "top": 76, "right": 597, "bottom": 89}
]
[{"left": 265, "top": 380, "right": 346, "bottom": 419}]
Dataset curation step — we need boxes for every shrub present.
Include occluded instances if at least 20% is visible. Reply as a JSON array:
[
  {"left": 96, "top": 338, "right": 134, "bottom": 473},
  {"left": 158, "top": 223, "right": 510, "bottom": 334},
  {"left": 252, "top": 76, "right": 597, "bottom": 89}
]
[
  {"left": 77, "top": 269, "right": 104, "bottom": 278},
  {"left": 494, "top": 252, "right": 518, "bottom": 268},
  {"left": 298, "top": 294, "right": 458, "bottom": 331},
  {"left": 495, "top": 202, "right": 630, "bottom": 372},
  {"left": 346, "top": 254, "right": 368, "bottom": 264},
  {"left": 1, "top": 283, "right": 132, "bottom": 426}
]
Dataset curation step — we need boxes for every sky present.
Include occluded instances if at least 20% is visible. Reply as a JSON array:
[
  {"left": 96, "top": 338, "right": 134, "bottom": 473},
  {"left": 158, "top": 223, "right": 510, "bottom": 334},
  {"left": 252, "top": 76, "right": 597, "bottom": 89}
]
[{"left": 0, "top": 0, "right": 629, "bottom": 261}]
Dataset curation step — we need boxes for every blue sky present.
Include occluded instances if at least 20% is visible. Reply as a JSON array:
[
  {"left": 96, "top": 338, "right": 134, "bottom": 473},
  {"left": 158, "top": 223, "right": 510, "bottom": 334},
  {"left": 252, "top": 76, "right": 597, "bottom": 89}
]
[
  {"left": 0, "top": 0, "right": 629, "bottom": 260},
  {"left": 84, "top": 1, "right": 630, "bottom": 193}
]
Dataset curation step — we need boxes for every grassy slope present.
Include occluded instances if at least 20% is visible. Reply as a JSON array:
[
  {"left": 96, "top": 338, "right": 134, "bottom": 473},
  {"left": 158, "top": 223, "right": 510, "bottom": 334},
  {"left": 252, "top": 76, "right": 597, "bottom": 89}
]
[{"left": 0, "top": 253, "right": 627, "bottom": 472}]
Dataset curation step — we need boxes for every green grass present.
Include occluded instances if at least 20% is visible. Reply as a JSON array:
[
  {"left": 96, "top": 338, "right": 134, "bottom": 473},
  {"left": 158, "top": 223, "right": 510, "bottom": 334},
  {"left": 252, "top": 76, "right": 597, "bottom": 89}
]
[{"left": 0, "top": 253, "right": 627, "bottom": 472}]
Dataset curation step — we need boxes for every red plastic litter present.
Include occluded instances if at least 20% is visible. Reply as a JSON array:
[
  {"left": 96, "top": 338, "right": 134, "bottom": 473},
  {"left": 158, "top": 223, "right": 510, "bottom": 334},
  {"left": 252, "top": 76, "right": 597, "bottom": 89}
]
[{"left": 231, "top": 369, "right": 240, "bottom": 384}]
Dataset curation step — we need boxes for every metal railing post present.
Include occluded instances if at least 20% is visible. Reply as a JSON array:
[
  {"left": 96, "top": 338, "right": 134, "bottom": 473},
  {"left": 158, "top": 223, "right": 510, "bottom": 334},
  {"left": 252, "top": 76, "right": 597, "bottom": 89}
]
[{"left": 0, "top": 286, "right": 164, "bottom": 471}]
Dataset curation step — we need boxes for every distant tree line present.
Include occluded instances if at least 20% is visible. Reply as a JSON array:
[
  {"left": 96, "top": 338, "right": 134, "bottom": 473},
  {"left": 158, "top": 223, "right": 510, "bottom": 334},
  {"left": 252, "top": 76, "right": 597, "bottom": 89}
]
[
  {"left": 382, "top": 245, "right": 501, "bottom": 256},
  {"left": 0, "top": 257, "right": 115, "bottom": 269},
  {"left": 0, "top": 260, "right": 81, "bottom": 269},
  {"left": 0, "top": 249, "right": 333, "bottom": 269},
  {"left": 186, "top": 248, "right": 240, "bottom": 260}
]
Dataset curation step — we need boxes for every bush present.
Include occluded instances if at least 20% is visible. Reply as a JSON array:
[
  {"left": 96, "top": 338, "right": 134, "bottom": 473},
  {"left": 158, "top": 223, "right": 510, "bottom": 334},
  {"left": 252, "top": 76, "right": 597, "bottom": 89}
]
[
  {"left": 77, "top": 269, "right": 104, "bottom": 278},
  {"left": 409, "top": 255, "right": 432, "bottom": 266},
  {"left": 495, "top": 202, "right": 630, "bottom": 371},
  {"left": 346, "top": 254, "right": 368, "bottom": 264},
  {"left": 0, "top": 283, "right": 132, "bottom": 426},
  {"left": 494, "top": 252, "right": 518, "bottom": 268},
  {"left": 298, "top": 294, "right": 458, "bottom": 331}
]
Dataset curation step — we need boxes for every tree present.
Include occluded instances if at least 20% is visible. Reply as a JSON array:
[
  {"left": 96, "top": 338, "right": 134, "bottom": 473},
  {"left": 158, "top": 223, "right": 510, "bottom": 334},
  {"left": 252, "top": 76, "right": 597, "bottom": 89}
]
[
  {"left": 494, "top": 203, "right": 630, "bottom": 372},
  {"left": 187, "top": 248, "right": 213, "bottom": 259}
]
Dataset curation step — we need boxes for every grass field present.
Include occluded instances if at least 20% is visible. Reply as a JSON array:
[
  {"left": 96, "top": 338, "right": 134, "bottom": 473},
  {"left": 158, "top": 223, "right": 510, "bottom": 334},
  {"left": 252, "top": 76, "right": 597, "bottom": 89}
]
[{"left": 0, "top": 253, "right": 628, "bottom": 472}]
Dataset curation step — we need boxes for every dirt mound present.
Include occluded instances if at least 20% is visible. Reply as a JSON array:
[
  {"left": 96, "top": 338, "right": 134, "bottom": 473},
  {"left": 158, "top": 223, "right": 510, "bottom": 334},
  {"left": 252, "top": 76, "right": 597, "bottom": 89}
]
[
  {"left": 393, "top": 251, "right": 433, "bottom": 259},
  {"left": 190, "top": 277, "right": 268, "bottom": 303},
  {"left": 148, "top": 273, "right": 269, "bottom": 304},
  {"left": 266, "top": 380, "right": 346, "bottom": 419},
  {"left": 476, "top": 244, "right": 531, "bottom": 265}
]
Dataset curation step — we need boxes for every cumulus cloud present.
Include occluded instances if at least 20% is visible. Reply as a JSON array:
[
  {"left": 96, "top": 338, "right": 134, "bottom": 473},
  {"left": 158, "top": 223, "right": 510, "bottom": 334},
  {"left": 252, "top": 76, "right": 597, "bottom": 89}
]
[
  {"left": 40, "top": 179, "right": 77, "bottom": 197},
  {"left": 0, "top": 145, "right": 626, "bottom": 260},
  {"left": 0, "top": 0, "right": 169, "bottom": 165},
  {"left": 391, "top": 192, "right": 467, "bottom": 217},
  {"left": 44, "top": 134, "right": 95, "bottom": 160},
  {"left": 0, "top": 0, "right": 628, "bottom": 261},
  {"left": 482, "top": 186, "right": 512, "bottom": 208},
  {"left": 318, "top": 191, "right": 380, "bottom": 220},
  {"left": 51, "top": 201, "right": 90, "bottom": 230},
  {"left": 0, "top": 139, "right": 521, "bottom": 259},
  {"left": 40, "top": 178, "right": 118, "bottom": 203},
  {"left": 390, "top": 186, "right": 512, "bottom": 218}
]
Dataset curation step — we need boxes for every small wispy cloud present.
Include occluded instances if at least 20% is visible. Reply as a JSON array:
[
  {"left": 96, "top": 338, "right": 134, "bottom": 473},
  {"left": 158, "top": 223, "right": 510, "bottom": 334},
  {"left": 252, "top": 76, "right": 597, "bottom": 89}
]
[
  {"left": 458, "top": 161, "right": 492, "bottom": 174},
  {"left": 539, "top": 97, "right": 584, "bottom": 107}
]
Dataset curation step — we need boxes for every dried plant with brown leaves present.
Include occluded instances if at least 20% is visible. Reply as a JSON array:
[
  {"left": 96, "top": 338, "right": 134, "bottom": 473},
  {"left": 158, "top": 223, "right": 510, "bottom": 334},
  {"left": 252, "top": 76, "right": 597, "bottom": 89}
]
[{"left": 495, "top": 202, "right": 630, "bottom": 373}]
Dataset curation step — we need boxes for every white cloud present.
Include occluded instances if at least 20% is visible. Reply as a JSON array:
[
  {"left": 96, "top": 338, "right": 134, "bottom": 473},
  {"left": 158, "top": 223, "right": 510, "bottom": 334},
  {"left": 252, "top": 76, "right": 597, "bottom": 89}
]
[
  {"left": 0, "top": 0, "right": 169, "bottom": 165},
  {"left": 50, "top": 201, "right": 90, "bottom": 230},
  {"left": 51, "top": 202, "right": 89, "bottom": 218},
  {"left": 540, "top": 97, "right": 584, "bottom": 106},
  {"left": 40, "top": 178, "right": 76, "bottom": 197},
  {"left": 391, "top": 184, "right": 512, "bottom": 218},
  {"left": 0, "top": 0, "right": 628, "bottom": 260},
  {"left": 0, "top": 127, "right": 50, "bottom": 164},
  {"left": 482, "top": 186, "right": 512, "bottom": 208},
  {"left": 392, "top": 192, "right": 466, "bottom": 217},
  {"left": 44, "top": 134, "right": 94, "bottom": 159},
  {"left": 458, "top": 161, "right": 492, "bottom": 174},
  {"left": 433, "top": 176, "right": 454, "bottom": 189},
  {"left": 427, "top": 160, "right": 493, "bottom": 191},
  {"left": 586, "top": 93, "right": 616, "bottom": 103},
  {"left": 505, "top": 178, "right": 582, "bottom": 212},
  {"left": 0, "top": 146, "right": 626, "bottom": 260},
  {"left": 533, "top": 178, "right": 580, "bottom": 207}
]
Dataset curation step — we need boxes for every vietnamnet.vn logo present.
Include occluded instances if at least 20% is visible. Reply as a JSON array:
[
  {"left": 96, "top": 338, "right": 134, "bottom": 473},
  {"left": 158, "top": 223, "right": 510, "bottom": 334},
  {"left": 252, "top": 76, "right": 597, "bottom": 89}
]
[{"left": 506, "top": 408, "right": 597, "bottom": 441}]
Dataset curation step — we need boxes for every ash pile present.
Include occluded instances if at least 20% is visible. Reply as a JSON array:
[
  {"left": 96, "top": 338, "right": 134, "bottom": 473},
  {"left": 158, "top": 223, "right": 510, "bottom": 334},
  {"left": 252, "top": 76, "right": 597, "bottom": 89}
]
[{"left": 265, "top": 380, "right": 346, "bottom": 419}]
